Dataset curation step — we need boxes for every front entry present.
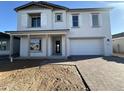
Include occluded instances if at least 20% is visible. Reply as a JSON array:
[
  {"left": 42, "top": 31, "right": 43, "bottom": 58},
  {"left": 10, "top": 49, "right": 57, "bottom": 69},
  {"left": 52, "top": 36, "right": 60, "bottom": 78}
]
[
  {"left": 52, "top": 36, "right": 62, "bottom": 55},
  {"left": 56, "top": 40, "right": 61, "bottom": 53}
]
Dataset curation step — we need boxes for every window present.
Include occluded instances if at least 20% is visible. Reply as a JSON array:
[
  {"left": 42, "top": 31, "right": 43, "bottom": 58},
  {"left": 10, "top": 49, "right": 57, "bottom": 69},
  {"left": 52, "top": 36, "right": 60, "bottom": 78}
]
[
  {"left": 0, "top": 40, "right": 7, "bottom": 51},
  {"left": 92, "top": 14, "right": 99, "bottom": 27},
  {"left": 72, "top": 15, "right": 79, "bottom": 27},
  {"left": 28, "top": 13, "right": 41, "bottom": 28},
  {"left": 31, "top": 16, "right": 41, "bottom": 27},
  {"left": 55, "top": 13, "right": 62, "bottom": 22},
  {"left": 30, "top": 39, "right": 41, "bottom": 51}
]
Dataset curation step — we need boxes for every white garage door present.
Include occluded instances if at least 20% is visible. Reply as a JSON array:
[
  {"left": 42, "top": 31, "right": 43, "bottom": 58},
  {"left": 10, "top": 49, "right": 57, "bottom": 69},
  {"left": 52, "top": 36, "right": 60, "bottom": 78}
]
[{"left": 70, "top": 39, "right": 104, "bottom": 55}]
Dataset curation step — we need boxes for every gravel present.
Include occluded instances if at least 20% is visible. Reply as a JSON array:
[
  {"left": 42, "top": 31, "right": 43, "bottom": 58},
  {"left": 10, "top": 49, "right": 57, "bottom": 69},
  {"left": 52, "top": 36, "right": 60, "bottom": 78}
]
[{"left": 0, "top": 64, "right": 85, "bottom": 91}]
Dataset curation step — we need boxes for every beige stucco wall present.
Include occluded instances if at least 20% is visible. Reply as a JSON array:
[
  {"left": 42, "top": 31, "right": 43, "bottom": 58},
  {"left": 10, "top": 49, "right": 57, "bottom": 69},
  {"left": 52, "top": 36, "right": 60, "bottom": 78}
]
[{"left": 113, "top": 38, "right": 124, "bottom": 53}]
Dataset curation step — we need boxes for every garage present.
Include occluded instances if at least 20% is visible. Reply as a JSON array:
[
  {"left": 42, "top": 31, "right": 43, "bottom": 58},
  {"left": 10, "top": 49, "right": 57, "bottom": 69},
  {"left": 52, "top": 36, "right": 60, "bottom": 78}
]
[{"left": 70, "top": 38, "right": 104, "bottom": 55}]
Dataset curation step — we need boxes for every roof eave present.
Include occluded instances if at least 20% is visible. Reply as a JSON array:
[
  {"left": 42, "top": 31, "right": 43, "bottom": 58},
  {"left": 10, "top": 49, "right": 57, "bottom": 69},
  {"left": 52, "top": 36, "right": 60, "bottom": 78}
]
[
  {"left": 5, "top": 29, "right": 70, "bottom": 33},
  {"left": 14, "top": 1, "right": 69, "bottom": 12},
  {"left": 69, "top": 7, "right": 113, "bottom": 12},
  {"left": 14, "top": 2, "right": 34, "bottom": 12}
]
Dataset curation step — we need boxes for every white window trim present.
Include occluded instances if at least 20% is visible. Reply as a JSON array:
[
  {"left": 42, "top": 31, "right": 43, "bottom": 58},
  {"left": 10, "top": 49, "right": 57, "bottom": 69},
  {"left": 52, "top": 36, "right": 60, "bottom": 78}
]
[
  {"left": 30, "top": 38, "right": 42, "bottom": 52},
  {"left": 31, "top": 16, "right": 41, "bottom": 28},
  {"left": 72, "top": 14, "right": 79, "bottom": 28},
  {"left": 91, "top": 13, "right": 100, "bottom": 28},
  {"left": 28, "top": 13, "right": 41, "bottom": 28},
  {"left": 55, "top": 13, "right": 63, "bottom": 22}
]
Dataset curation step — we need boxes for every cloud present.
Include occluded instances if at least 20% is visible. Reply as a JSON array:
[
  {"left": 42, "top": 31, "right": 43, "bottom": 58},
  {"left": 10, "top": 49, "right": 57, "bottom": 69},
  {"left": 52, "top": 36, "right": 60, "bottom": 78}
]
[
  {"left": 107, "top": 2, "right": 124, "bottom": 9},
  {"left": 98, "top": 1, "right": 124, "bottom": 9},
  {"left": 105, "top": 2, "right": 124, "bottom": 20}
]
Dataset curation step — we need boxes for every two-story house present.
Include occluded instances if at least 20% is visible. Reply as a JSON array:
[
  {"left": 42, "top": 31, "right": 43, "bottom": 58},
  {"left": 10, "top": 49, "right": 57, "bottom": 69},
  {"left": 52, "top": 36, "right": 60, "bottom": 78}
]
[{"left": 6, "top": 1, "right": 112, "bottom": 58}]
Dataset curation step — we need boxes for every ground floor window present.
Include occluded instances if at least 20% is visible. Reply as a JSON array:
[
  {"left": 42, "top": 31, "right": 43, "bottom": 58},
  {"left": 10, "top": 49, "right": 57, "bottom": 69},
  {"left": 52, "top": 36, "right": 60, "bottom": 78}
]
[
  {"left": 30, "top": 38, "right": 41, "bottom": 51},
  {"left": 0, "top": 40, "right": 8, "bottom": 51}
]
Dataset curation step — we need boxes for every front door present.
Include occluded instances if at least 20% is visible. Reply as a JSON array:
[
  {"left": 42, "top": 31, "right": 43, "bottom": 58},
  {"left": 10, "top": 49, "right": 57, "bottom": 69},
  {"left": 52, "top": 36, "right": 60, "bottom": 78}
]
[
  {"left": 56, "top": 40, "right": 61, "bottom": 53},
  {"left": 52, "top": 36, "right": 62, "bottom": 55}
]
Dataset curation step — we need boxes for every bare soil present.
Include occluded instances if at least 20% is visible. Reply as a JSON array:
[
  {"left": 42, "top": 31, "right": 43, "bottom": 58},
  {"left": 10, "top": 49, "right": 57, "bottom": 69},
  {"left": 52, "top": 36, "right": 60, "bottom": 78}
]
[{"left": 0, "top": 64, "right": 85, "bottom": 91}]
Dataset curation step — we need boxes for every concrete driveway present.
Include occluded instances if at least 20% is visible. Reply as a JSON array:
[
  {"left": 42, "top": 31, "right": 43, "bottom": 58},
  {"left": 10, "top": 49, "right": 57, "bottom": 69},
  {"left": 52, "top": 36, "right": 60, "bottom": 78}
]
[{"left": 71, "top": 56, "right": 124, "bottom": 91}]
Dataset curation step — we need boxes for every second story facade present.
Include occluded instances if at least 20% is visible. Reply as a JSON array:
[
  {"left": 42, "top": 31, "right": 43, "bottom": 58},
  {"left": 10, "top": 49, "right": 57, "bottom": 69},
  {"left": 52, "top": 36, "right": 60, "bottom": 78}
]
[{"left": 16, "top": 1, "right": 112, "bottom": 37}]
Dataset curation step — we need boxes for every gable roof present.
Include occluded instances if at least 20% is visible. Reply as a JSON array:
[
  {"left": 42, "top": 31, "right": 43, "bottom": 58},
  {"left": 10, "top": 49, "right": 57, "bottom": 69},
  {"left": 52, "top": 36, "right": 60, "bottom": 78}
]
[
  {"left": 112, "top": 32, "right": 124, "bottom": 39},
  {"left": 38, "top": 1, "right": 69, "bottom": 10},
  {"left": 15, "top": 1, "right": 69, "bottom": 12},
  {"left": 15, "top": 1, "right": 112, "bottom": 12}
]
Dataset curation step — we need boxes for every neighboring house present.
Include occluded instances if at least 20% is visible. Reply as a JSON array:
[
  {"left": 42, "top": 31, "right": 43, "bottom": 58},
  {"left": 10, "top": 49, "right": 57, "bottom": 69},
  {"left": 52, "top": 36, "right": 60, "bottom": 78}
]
[
  {"left": 0, "top": 32, "right": 20, "bottom": 56},
  {"left": 6, "top": 1, "right": 112, "bottom": 58},
  {"left": 112, "top": 32, "right": 124, "bottom": 53}
]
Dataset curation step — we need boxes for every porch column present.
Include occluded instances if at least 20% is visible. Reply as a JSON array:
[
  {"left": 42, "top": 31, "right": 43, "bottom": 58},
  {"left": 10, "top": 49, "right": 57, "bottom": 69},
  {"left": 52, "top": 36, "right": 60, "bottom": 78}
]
[
  {"left": 27, "top": 34, "right": 30, "bottom": 57},
  {"left": 62, "top": 35, "right": 67, "bottom": 57},
  {"left": 66, "top": 37, "right": 70, "bottom": 57},
  {"left": 65, "top": 35, "right": 67, "bottom": 58},
  {"left": 46, "top": 35, "right": 49, "bottom": 57},
  {"left": 9, "top": 35, "right": 13, "bottom": 62},
  {"left": 48, "top": 35, "right": 52, "bottom": 56}
]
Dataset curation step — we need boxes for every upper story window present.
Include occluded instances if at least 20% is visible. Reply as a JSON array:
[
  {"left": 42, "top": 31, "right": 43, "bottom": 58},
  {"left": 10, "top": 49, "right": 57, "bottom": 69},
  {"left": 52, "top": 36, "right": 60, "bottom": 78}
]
[
  {"left": 72, "top": 14, "right": 79, "bottom": 27},
  {"left": 29, "top": 13, "right": 41, "bottom": 28},
  {"left": 55, "top": 13, "right": 62, "bottom": 22},
  {"left": 92, "top": 13, "right": 99, "bottom": 27},
  {"left": 31, "top": 16, "right": 40, "bottom": 27}
]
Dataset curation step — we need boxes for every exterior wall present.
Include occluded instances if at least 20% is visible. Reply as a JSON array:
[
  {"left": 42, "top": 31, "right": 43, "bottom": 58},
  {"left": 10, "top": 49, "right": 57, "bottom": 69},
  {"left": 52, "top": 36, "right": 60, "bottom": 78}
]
[
  {"left": 19, "top": 35, "right": 66, "bottom": 57},
  {"left": 17, "top": 7, "right": 112, "bottom": 56},
  {"left": 0, "top": 39, "right": 10, "bottom": 56},
  {"left": 0, "top": 38, "right": 20, "bottom": 56},
  {"left": 17, "top": 9, "right": 112, "bottom": 38},
  {"left": 20, "top": 36, "right": 28, "bottom": 57},
  {"left": 113, "top": 38, "right": 124, "bottom": 53},
  {"left": 53, "top": 10, "right": 67, "bottom": 29},
  {"left": 17, "top": 9, "right": 52, "bottom": 30},
  {"left": 67, "top": 11, "right": 106, "bottom": 37},
  {"left": 17, "top": 9, "right": 67, "bottom": 30},
  {"left": 102, "top": 12, "right": 112, "bottom": 56},
  {"left": 20, "top": 36, "right": 47, "bottom": 57},
  {"left": 67, "top": 11, "right": 112, "bottom": 56},
  {"left": 30, "top": 35, "right": 47, "bottom": 57}
]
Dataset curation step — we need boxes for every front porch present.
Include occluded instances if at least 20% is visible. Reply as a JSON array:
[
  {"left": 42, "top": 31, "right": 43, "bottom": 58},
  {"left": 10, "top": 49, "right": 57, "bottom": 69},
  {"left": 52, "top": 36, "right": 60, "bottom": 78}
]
[
  {"left": 6, "top": 29, "right": 69, "bottom": 59},
  {"left": 20, "top": 34, "right": 67, "bottom": 59}
]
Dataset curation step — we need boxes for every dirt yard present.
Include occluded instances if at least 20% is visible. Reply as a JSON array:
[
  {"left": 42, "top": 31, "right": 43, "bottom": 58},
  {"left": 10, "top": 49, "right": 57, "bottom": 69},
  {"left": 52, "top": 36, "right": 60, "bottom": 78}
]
[{"left": 0, "top": 64, "right": 85, "bottom": 91}]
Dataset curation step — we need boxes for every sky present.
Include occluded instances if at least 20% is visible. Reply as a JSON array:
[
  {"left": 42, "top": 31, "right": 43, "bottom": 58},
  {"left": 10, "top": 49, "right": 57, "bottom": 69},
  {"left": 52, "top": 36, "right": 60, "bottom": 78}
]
[{"left": 0, "top": 1, "right": 124, "bottom": 35}]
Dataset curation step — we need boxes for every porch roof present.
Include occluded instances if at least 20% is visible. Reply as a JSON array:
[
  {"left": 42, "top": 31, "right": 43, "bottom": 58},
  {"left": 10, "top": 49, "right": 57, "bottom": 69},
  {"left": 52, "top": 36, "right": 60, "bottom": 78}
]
[
  {"left": 0, "top": 32, "right": 10, "bottom": 38},
  {"left": 5, "top": 29, "right": 69, "bottom": 35}
]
